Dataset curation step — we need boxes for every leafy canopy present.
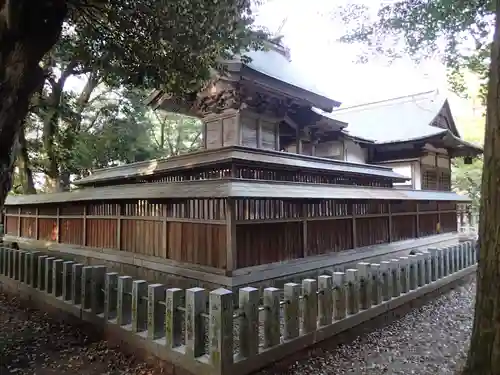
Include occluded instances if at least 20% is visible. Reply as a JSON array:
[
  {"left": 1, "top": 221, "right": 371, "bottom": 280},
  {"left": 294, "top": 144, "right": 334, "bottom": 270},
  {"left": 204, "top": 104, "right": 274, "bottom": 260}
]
[
  {"left": 64, "top": 0, "right": 266, "bottom": 93},
  {"left": 337, "top": 0, "right": 494, "bottom": 97}
]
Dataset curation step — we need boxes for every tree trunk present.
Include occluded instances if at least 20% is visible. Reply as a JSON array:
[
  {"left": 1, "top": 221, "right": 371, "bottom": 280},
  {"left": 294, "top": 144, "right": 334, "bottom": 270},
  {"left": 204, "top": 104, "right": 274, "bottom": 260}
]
[
  {"left": 16, "top": 124, "right": 36, "bottom": 194},
  {"left": 0, "top": 0, "right": 67, "bottom": 209},
  {"left": 462, "top": 1, "right": 500, "bottom": 374}
]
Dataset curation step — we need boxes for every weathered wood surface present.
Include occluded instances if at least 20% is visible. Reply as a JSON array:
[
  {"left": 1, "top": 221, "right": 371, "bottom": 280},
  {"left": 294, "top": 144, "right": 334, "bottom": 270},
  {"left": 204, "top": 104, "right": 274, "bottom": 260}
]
[
  {"left": 4, "top": 197, "right": 460, "bottom": 272},
  {"left": 4, "top": 180, "right": 469, "bottom": 205},
  {"left": 72, "top": 146, "right": 406, "bottom": 186}
]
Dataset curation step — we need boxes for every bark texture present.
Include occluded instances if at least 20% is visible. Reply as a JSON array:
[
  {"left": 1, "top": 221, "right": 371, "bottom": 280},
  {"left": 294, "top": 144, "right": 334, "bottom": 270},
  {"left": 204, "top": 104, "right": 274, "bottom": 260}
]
[
  {"left": 16, "top": 123, "right": 36, "bottom": 194},
  {"left": 463, "top": 1, "right": 500, "bottom": 374},
  {"left": 0, "top": 0, "right": 67, "bottom": 208}
]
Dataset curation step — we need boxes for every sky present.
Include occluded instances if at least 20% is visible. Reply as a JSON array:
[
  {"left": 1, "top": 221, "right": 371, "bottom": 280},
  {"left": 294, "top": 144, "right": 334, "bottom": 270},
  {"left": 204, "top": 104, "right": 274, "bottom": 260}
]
[{"left": 253, "top": 0, "right": 481, "bottom": 122}]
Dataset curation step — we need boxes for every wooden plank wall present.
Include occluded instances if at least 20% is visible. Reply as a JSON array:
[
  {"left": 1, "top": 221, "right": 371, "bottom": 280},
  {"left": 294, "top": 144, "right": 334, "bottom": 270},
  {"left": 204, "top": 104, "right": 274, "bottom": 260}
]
[
  {"left": 234, "top": 199, "right": 458, "bottom": 268},
  {"left": 5, "top": 198, "right": 458, "bottom": 271},
  {"left": 5, "top": 199, "right": 227, "bottom": 269}
]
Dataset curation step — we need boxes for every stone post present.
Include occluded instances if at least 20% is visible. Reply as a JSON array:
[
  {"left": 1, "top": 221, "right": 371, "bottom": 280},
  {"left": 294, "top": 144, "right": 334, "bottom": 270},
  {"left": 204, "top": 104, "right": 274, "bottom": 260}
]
[
  {"left": 1, "top": 247, "right": 6, "bottom": 275},
  {"left": 436, "top": 248, "right": 445, "bottom": 279},
  {"left": 44, "top": 257, "right": 55, "bottom": 294},
  {"left": 465, "top": 241, "right": 472, "bottom": 266},
  {"left": 390, "top": 259, "right": 401, "bottom": 297},
  {"left": 165, "top": 288, "right": 183, "bottom": 349},
  {"left": 209, "top": 288, "right": 234, "bottom": 375},
  {"left": 318, "top": 275, "right": 333, "bottom": 326},
  {"left": 12, "top": 249, "right": 19, "bottom": 280},
  {"left": 147, "top": 283, "right": 166, "bottom": 340},
  {"left": 91, "top": 266, "right": 106, "bottom": 315},
  {"left": 283, "top": 283, "right": 300, "bottom": 340},
  {"left": 370, "top": 263, "right": 382, "bottom": 305},
  {"left": 452, "top": 245, "right": 458, "bottom": 273},
  {"left": 333, "top": 272, "right": 346, "bottom": 320},
  {"left": 13, "top": 249, "right": 19, "bottom": 280},
  {"left": 346, "top": 269, "right": 359, "bottom": 315},
  {"left": 357, "top": 262, "right": 371, "bottom": 310},
  {"left": 424, "top": 252, "right": 432, "bottom": 284},
  {"left": 37, "top": 255, "right": 47, "bottom": 291},
  {"left": 117, "top": 276, "right": 133, "bottom": 326},
  {"left": 29, "top": 252, "right": 40, "bottom": 288},
  {"left": 239, "top": 286, "right": 260, "bottom": 356},
  {"left": 52, "top": 259, "right": 63, "bottom": 297},
  {"left": 442, "top": 247, "right": 450, "bottom": 276},
  {"left": 185, "top": 287, "right": 207, "bottom": 357},
  {"left": 18, "top": 251, "right": 25, "bottom": 282},
  {"left": 81, "top": 266, "right": 93, "bottom": 310},
  {"left": 131, "top": 280, "right": 148, "bottom": 333},
  {"left": 380, "top": 261, "right": 392, "bottom": 302},
  {"left": 23, "top": 251, "right": 30, "bottom": 285},
  {"left": 0, "top": 246, "right": 4, "bottom": 275},
  {"left": 399, "top": 257, "right": 410, "bottom": 293},
  {"left": 62, "top": 261, "right": 74, "bottom": 301},
  {"left": 71, "top": 263, "right": 83, "bottom": 305},
  {"left": 104, "top": 272, "right": 118, "bottom": 320},
  {"left": 408, "top": 255, "right": 418, "bottom": 290},
  {"left": 302, "top": 279, "right": 318, "bottom": 332},
  {"left": 263, "top": 287, "right": 280, "bottom": 348},
  {"left": 416, "top": 253, "right": 426, "bottom": 287}
]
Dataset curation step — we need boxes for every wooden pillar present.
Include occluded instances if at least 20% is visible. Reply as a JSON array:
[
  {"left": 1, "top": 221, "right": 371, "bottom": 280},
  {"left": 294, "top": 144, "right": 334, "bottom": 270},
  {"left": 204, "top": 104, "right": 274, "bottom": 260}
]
[
  {"left": 35, "top": 207, "right": 39, "bottom": 240},
  {"left": 17, "top": 207, "right": 21, "bottom": 237},
  {"left": 437, "top": 201, "right": 442, "bottom": 234},
  {"left": 225, "top": 198, "right": 237, "bottom": 273},
  {"left": 56, "top": 207, "right": 61, "bottom": 243},
  {"left": 388, "top": 201, "right": 393, "bottom": 243},
  {"left": 352, "top": 201, "right": 357, "bottom": 248},
  {"left": 302, "top": 202, "right": 308, "bottom": 257},
  {"left": 82, "top": 205, "right": 87, "bottom": 246},
  {"left": 415, "top": 202, "right": 420, "bottom": 238},
  {"left": 117, "top": 203, "right": 122, "bottom": 250}
]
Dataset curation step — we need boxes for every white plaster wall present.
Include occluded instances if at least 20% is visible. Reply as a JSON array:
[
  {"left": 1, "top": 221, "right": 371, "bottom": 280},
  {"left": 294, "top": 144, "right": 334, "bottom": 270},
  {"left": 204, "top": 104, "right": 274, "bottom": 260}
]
[
  {"left": 343, "top": 139, "right": 367, "bottom": 163},
  {"left": 376, "top": 160, "right": 421, "bottom": 189},
  {"left": 314, "top": 141, "right": 343, "bottom": 159}
]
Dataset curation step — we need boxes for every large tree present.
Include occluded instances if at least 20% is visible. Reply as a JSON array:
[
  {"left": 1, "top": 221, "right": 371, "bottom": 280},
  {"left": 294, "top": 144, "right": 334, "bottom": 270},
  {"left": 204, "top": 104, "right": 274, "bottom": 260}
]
[
  {"left": 0, "top": 0, "right": 264, "bottom": 206},
  {"left": 338, "top": 0, "right": 499, "bottom": 373}
]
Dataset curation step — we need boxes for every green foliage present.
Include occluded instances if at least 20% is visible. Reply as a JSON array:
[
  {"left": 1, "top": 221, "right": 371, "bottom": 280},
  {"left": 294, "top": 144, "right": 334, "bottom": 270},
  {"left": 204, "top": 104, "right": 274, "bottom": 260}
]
[
  {"left": 452, "top": 157, "right": 482, "bottom": 211},
  {"left": 337, "top": 0, "right": 494, "bottom": 99},
  {"left": 64, "top": 0, "right": 267, "bottom": 93}
]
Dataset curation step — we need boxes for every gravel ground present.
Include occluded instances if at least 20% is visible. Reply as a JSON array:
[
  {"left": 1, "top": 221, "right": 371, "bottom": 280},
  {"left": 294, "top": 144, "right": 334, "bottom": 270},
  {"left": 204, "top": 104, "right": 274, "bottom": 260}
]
[
  {"left": 259, "top": 278, "right": 475, "bottom": 375},
  {"left": 0, "top": 294, "right": 162, "bottom": 375},
  {"left": 0, "top": 278, "right": 475, "bottom": 375}
]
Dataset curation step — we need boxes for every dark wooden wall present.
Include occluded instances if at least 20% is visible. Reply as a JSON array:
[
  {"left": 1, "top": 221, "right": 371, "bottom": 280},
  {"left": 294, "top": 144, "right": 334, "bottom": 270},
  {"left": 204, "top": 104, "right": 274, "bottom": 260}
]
[
  {"left": 5, "top": 198, "right": 458, "bottom": 271},
  {"left": 234, "top": 199, "right": 458, "bottom": 268},
  {"left": 5, "top": 200, "right": 227, "bottom": 269}
]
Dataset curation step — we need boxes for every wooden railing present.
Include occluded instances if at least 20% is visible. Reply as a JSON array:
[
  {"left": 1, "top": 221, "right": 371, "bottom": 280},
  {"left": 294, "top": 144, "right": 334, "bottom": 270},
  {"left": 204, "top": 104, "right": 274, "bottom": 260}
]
[{"left": 0, "top": 240, "right": 476, "bottom": 375}]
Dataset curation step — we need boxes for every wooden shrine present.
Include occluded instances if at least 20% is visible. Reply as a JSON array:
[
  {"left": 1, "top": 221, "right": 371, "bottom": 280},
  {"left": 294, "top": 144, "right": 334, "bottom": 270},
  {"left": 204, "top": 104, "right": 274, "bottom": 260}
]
[{"left": 2, "top": 41, "right": 480, "bottom": 288}]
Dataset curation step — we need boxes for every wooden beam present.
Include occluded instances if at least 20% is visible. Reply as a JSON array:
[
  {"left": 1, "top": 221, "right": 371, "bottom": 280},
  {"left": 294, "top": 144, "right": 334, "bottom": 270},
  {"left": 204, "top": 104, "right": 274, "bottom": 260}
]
[{"left": 225, "top": 198, "right": 237, "bottom": 273}]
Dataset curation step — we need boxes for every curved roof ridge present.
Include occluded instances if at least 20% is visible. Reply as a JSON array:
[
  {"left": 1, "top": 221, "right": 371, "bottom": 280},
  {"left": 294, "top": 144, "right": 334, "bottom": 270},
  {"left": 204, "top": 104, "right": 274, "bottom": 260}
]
[{"left": 333, "top": 90, "right": 442, "bottom": 114}]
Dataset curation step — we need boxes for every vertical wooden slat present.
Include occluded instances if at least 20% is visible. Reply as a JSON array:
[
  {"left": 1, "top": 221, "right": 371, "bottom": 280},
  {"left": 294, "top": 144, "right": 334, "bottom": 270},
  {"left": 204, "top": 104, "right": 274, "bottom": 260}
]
[
  {"left": 34, "top": 207, "right": 39, "bottom": 240},
  {"left": 17, "top": 207, "right": 21, "bottom": 236},
  {"left": 117, "top": 203, "right": 122, "bottom": 250},
  {"left": 302, "top": 201, "right": 308, "bottom": 257},
  {"left": 352, "top": 202, "right": 357, "bottom": 248},
  {"left": 56, "top": 207, "right": 61, "bottom": 243},
  {"left": 388, "top": 202, "right": 392, "bottom": 242},
  {"left": 225, "top": 198, "right": 237, "bottom": 273}
]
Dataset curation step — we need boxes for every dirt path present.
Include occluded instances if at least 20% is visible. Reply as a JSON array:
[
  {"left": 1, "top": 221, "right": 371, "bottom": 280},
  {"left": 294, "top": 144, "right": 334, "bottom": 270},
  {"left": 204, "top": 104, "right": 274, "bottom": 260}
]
[{"left": 0, "top": 294, "right": 161, "bottom": 375}]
